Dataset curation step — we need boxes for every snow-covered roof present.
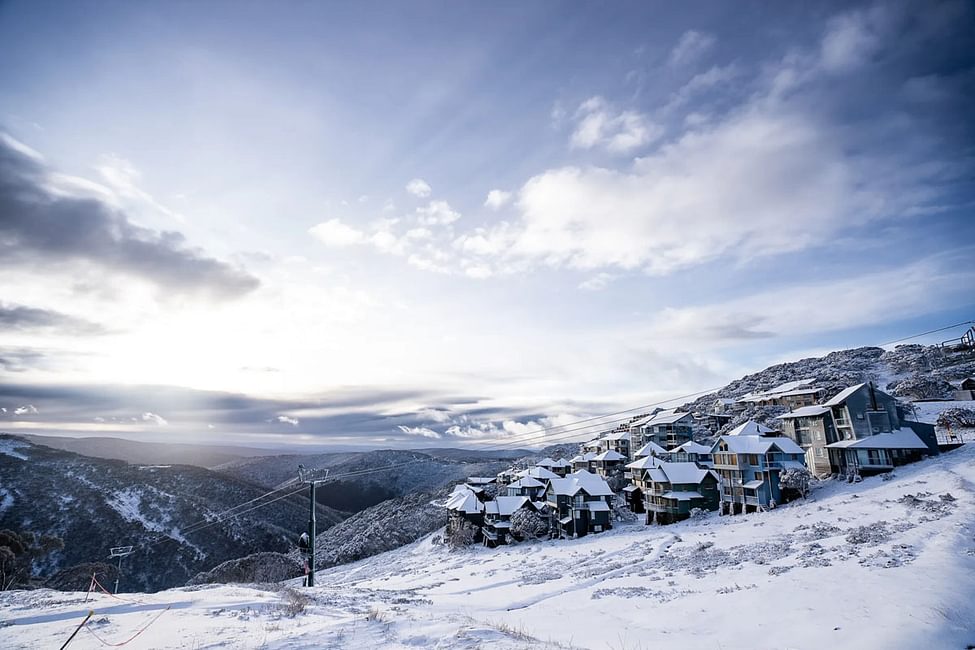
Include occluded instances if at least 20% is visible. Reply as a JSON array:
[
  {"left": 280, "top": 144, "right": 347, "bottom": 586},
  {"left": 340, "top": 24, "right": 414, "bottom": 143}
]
[
  {"left": 634, "top": 441, "right": 667, "bottom": 457},
  {"left": 654, "top": 461, "right": 713, "bottom": 485},
  {"left": 725, "top": 420, "right": 777, "bottom": 437},
  {"left": 445, "top": 489, "right": 485, "bottom": 514},
  {"left": 778, "top": 460, "right": 807, "bottom": 471},
  {"left": 548, "top": 470, "right": 614, "bottom": 497},
  {"left": 661, "top": 491, "right": 704, "bottom": 500},
  {"left": 622, "top": 485, "right": 639, "bottom": 493},
  {"left": 534, "top": 457, "right": 558, "bottom": 468},
  {"left": 559, "top": 515, "right": 572, "bottom": 524},
  {"left": 466, "top": 476, "right": 496, "bottom": 485},
  {"left": 714, "top": 398, "right": 736, "bottom": 405},
  {"left": 507, "top": 476, "right": 544, "bottom": 489},
  {"left": 587, "top": 501, "right": 611, "bottom": 512},
  {"left": 549, "top": 458, "right": 572, "bottom": 468},
  {"left": 625, "top": 456, "right": 661, "bottom": 470},
  {"left": 743, "top": 480, "right": 764, "bottom": 489},
  {"left": 673, "top": 441, "right": 712, "bottom": 455},
  {"left": 600, "top": 430, "right": 630, "bottom": 442},
  {"left": 582, "top": 438, "right": 603, "bottom": 449},
  {"left": 826, "top": 429, "right": 929, "bottom": 450},
  {"left": 484, "top": 496, "right": 529, "bottom": 516},
  {"left": 776, "top": 406, "right": 830, "bottom": 419},
  {"left": 592, "top": 450, "right": 625, "bottom": 462},
  {"left": 642, "top": 409, "right": 692, "bottom": 426},
  {"left": 517, "top": 466, "right": 560, "bottom": 480},
  {"left": 713, "top": 434, "right": 805, "bottom": 455},
  {"left": 824, "top": 383, "right": 867, "bottom": 407}
]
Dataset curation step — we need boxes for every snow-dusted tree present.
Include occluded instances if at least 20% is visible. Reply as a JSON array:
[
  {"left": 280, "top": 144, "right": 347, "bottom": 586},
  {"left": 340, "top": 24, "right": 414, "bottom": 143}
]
[
  {"left": 509, "top": 509, "right": 550, "bottom": 540},
  {"left": 778, "top": 467, "right": 812, "bottom": 499},
  {"left": 937, "top": 408, "right": 975, "bottom": 429},
  {"left": 445, "top": 520, "right": 479, "bottom": 548},
  {"left": 611, "top": 496, "right": 637, "bottom": 523}
]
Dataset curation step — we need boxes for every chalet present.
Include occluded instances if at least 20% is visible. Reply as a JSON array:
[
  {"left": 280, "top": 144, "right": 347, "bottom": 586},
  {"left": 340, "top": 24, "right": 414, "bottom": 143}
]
[
  {"left": 545, "top": 470, "right": 615, "bottom": 538},
  {"left": 623, "top": 455, "right": 660, "bottom": 513},
  {"left": 635, "top": 409, "right": 695, "bottom": 450},
  {"left": 445, "top": 485, "right": 486, "bottom": 540},
  {"left": 952, "top": 377, "right": 975, "bottom": 401},
  {"left": 542, "top": 457, "right": 573, "bottom": 476},
  {"left": 778, "top": 383, "right": 938, "bottom": 479},
  {"left": 569, "top": 451, "right": 598, "bottom": 473},
  {"left": 669, "top": 440, "right": 713, "bottom": 467},
  {"left": 581, "top": 438, "right": 603, "bottom": 454},
  {"left": 707, "top": 398, "right": 736, "bottom": 431},
  {"left": 505, "top": 476, "right": 546, "bottom": 500},
  {"left": 495, "top": 468, "right": 520, "bottom": 486},
  {"left": 710, "top": 422, "right": 808, "bottom": 515},
  {"left": 735, "top": 380, "right": 825, "bottom": 410},
  {"left": 516, "top": 466, "right": 561, "bottom": 482},
  {"left": 599, "top": 430, "right": 631, "bottom": 458},
  {"left": 482, "top": 496, "right": 547, "bottom": 547},
  {"left": 633, "top": 440, "right": 668, "bottom": 459},
  {"left": 641, "top": 461, "right": 720, "bottom": 524},
  {"left": 591, "top": 449, "right": 626, "bottom": 478}
]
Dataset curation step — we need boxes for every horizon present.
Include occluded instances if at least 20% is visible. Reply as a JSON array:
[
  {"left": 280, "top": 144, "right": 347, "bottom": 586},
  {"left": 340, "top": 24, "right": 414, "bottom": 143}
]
[{"left": 1, "top": 0, "right": 973, "bottom": 448}]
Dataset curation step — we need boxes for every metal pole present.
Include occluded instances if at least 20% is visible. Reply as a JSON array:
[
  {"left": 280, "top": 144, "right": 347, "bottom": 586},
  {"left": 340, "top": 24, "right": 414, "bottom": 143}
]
[
  {"left": 307, "top": 480, "right": 316, "bottom": 587},
  {"left": 59, "top": 610, "right": 94, "bottom": 650},
  {"left": 115, "top": 555, "right": 122, "bottom": 594}
]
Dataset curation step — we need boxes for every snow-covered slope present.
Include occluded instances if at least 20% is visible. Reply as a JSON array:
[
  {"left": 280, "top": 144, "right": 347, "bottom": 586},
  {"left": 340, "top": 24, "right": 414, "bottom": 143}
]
[{"left": 4, "top": 444, "right": 973, "bottom": 649}]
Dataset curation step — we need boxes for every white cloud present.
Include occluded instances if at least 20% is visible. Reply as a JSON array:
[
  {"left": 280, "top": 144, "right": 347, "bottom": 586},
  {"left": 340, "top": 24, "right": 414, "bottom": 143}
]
[
  {"left": 484, "top": 189, "right": 512, "bottom": 210},
  {"left": 276, "top": 415, "right": 300, "bottom": 426},
  {"left": 570, "top": 97, "right": 661, "bottom": 154},
  {"left": 406, "top": 178, "right": 432, "bottom": 198},
  {"left": 578, "top": 272, "right": 616, "bottom": 291},
  {"left": 13, "top": 404, "right": 38, "bottom": 416},
  {"left": 819, "top": 7, "right": 884, "bottom": 72},
  {"left": 416, "top": 200, "right": 460, "bottom": 226},
  {"left": 308, "top": 219, "right": 366, "bottom": 246},
  {"left": 668, "top": 30, "right": 716, "bottom": 67},
  {"left": 397, "top": 425, "right": 441, "bottom": 438},
  {"left": 141, "top": 412, "right": 168, "bottom": 425}
]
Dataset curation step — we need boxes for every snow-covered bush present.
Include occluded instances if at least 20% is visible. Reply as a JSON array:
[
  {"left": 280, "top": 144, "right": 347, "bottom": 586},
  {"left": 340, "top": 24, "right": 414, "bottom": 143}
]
[
  {"left": 778, "top": 467, "right": 812, "bottom": 499},
  {"left": 612, "top": 496, "right": 638, "bottom": 523},
  {"left": 887, "top": 374, "right": 953, "bottom": 400},
  {"left": 445, "top": 520, "right": 479, "bottom": 548},
  {"left": 937, "top": 408, "right": 975, "bottom": 429},
  {"left": 509, "top": 509, "right": 550, "bottom": 540}
]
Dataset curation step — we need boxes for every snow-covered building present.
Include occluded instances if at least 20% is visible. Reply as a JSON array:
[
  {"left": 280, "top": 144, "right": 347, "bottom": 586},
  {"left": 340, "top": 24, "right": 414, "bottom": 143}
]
[
  {"left": 951, "top": 377, "right": 975, "bottom": 401},
  {"left": 569, "top": 451, "right": 598, "bottom": 473},
  {"left": 535, "top": 457, "right": 572, "bottom": 476},
  {"left": 710, "top": 422, "right": 807, "bottom": 515},
  {"left": 516, "top": 466, "right": 561, "bottom": 482},
  {"left": 735, "top": 380, "right": 825, "bottom": 410},
  {"left": 444, "top": 486, "right": 486, "bottom": 540},
  {"left": 668, "top": 440, "right": 713, "bottom": 467},
  {"left": 505, "top": 476, "right": 546, "bottom": 500},
  {"left": 598, "top": 430, "right": 631, "bottom": 459},
  {"left": 623, "top": 455, "right": 660, "bottom": 513},
  {"left": 481, "top": 496, "right": 546, "bottom": 547},
  {"left": 777, "top": 383, "right": 938, "bottom": 478},
  {"left": 640, "top": 461, "right": 720, "bottom": 524},
  {"left": 590, "top": 449, "right": 626, "bottom": 478},
  {"left": 545, "top": 470, "right": 615, "bottom": 538},
  {"left": 633, "top": 409, "right": 695, "bottom": 450},
  {"left": 633, "top": 440, "right": 668, "bottom": 459}
]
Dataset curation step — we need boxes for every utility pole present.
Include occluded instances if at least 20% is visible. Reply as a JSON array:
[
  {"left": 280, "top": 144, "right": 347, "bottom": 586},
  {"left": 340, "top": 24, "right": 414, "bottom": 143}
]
[
  {"left": 108, "top": 546, "right": 134, "bottom": 594},
  {"left": 297, "top": 465, "right": 328, "bottom": 588}
]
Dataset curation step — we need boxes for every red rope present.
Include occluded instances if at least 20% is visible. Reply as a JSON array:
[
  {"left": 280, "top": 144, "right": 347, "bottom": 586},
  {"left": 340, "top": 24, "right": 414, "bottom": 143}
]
[
  {"left": 82, "top": 605, "right": 171, "bottom": 647},
  {"left": 90, "top": 576, "right": 145, "bottom": 605}
]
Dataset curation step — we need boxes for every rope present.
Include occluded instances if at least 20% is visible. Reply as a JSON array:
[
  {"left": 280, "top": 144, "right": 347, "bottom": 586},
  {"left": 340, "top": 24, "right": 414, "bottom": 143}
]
[
  {"left": 81, "top": 605, "right": 171, "bottom": 647},
  {"left": 90, "top": 576, "right": 145, "bottom": 606}
]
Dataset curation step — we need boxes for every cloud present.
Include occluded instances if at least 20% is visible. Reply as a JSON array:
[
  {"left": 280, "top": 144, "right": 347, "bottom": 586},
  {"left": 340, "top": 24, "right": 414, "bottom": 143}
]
[
  {"left": 819, "top": 6, "right": 885, "bottom": 72},
  {"left": 484, "top": 189, "right": 512, "bottom": 210},
  {"left": 0, "top": 134, "right": 259, "bottom": 299},
  {"left": 276, "top": 414, "right": 300, "bottom": 426},
  {"left": 578, "top": 272, "right": 615, "bottom": 291},
  {"left": 397, "top": 425, "right": 441, "bottom": 439},
  {"left": 570, "top": 97, "right": 661, "bottom": 154},
  {"left": 415, "top": 200, "right": 460, "bottom": 226},
  {"left": 668, "top": 30, "right": 716, "bottom": 67},
  {"left": 0, "top": 303, "right": 107, "bottom": 335},
  {"left": 405, "top": 178, "right": 432, "bottom": 198},
  {"left": 308, "top": 218, "right": 366, "bottom": 246},
  {"left": 0, "top": 348, "right": 49, "bottom": 373},
  {"left": 14, "top": 404, "right": 38, "bottom": 415},
  {"left": 141, "top": 411, "right": 168, "bottom": 425}
]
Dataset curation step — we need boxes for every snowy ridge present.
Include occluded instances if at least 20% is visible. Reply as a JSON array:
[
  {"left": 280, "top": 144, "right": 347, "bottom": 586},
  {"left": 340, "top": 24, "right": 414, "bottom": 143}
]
[{"left": 3, "top": 445, "right": 973, "bottom": 649}]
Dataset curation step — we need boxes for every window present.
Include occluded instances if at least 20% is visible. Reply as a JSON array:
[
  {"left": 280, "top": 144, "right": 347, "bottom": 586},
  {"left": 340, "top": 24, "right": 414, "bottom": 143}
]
[
  {"left": 754, "top": 472, "right": 764, "bottom": 481},
  {"left": 816, "top": 448, "right": 826, "bottom": 458}
]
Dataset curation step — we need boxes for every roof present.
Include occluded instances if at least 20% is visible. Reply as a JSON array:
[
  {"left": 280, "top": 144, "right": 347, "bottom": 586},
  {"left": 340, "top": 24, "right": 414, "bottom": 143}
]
[
  {"left": 654, "top": 461, "right": 713, "bottom": 485},
  {"left": 643, "top": 409, "right": 693, "bottom": 426},
  {"left": 673, "top": 441, "right": 712, "bottom": 455},
  {"left": 549, "top": 458, "right": 572, "bottom": 468},
  {"left": 445, "top": 489, "right": 484, "bottom": 514},
  {"left": 587, "top": 501, "right": 611, "bottom": 512},
  {"left": 661, "top": 491, "right": 704, "bottom": 500},
  {"left": 547, "top": 470, "right": 614, "bottom": 497},
  {"left": 507, "top": 476, "right": 544, "bottom": 489},
  {"left": 622, "top": 485, "right": 639, "bottom": 492},
  {"left": 826, "top": 428, "right": 929, "bottom": 450},
  {"left": 776, "top": 406, "right": 830, "bottom": 419},
  {"left": 466, "top": 476, "right": 496, "bottom": 485},
  {"left": 713, "top": 434, "right": 805, "bottom": 455},
  {"left": 778, "top": 460, "right": 808, "bottom": 471},
  {"left": 824, "top": 383, "right": 867, "bottom": 407},
  {"left": 634, "top": 441, "right": 668, "bottom": 457},
  {"left": 743, "top": 480, "right": 764, "bottom": 489},
  {"left": 626, "top": 456, "right": 661, "bottom": 470},
  {"left": 726, "top": 420, "right": 777, "bottom": 437},
  {"left": 484, "top": 496, "right": 530, "bottom": 516},
  {"left": 593, "top": 450, "right": 625, "bottom": 462},
  {"left": 517, "top": 466, "right": 560, "bottom": 480},
  {"left": 534, "top": 457, "right": 558, "bottom": 468},
  {"left": 559, "top": 516, "right": 573, "bottom": 524},
  {"left": 600, "top": 430, "right": 631, "bottom": 442}
]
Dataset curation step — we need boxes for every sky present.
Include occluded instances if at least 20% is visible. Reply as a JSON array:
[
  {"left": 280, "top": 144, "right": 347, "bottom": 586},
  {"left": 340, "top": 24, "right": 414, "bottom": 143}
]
[{"left": 1, "top": 0, "right": 973, "bottom": 449}]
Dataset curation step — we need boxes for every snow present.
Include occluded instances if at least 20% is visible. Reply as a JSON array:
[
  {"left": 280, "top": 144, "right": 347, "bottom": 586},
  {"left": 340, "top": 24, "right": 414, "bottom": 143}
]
[
  {"left": 4, "top": 446, "right": 975, "bottom": 649},
  {"left": 642, "top": 409, "right": 691, "bottom": 425},
  {"left": 654, "top": 461, "right": 711, "bottom": 485},
  {"left": 625, "top": 456, "right": 660, "bottom": 470},
  {"left": 910, "top": 399, "right": 975, "bottom": 425},
  {"left": 716, "top": 434, "right": 805, "bottom": 455},
  {"left": 591, "top": 450, "right": 624, "bottom": 462},
  {"left": 547, "top": 471, "right": 614, "bottom": 497},
  {"left": 824, "top": 383, "right": 867, "bottom": 406},
  {"left": 484, "top": 497, "right": 529, "bottom": 517},
  {"left": 634, "top": 441, "right": 667, "bottom": 457},
  {"left": 672, "top": 441, "right": 712, "bottom": 454},
  {"left": 726, "top": 420, "right": 777, "bottom": 436},
  {"left": 0, "top": 438, "right": 29, "bottom": 460},
  {"left": 777, "top": 405, "right": 831, "bottom": 419}
]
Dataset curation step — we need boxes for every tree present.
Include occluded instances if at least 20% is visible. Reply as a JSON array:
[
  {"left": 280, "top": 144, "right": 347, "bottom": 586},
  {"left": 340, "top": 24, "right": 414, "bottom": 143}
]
[
  {"left": 0, "top": 529, "right": 64, "bottom": 590},
  {"left": 445, "top": 520, "right": 479, "bottom": 548},
  {"left": 509, "top": 509, "right": 550, "bottom": 540}
]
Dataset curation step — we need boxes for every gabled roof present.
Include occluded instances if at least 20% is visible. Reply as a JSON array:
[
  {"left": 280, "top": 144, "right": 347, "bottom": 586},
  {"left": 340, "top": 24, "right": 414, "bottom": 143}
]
[
  {"left": 549, "top": 458, "right": 572, "bottom": 468},
  {"left": 445, "top": 488, "right": 484, "bottom": 514},
  {"left": 507, "top": 476, "right": 544, "bottom": 489},
  {"left": 517, "top": 466, "right": 560, "bottom": 480},
  {"left": 634, "top": 441, "right": 668, "bottom": 457},
  {"left": 569, "top": 452, "right": 597, "bottom": 463},
  {"left": 712, "top": 434, "right": 805, "bottom": 455},
  {"left": 824, "top": 383, "right": 867, "bottom": 407},
  {"left": 534, "top": 457, "right": 558, "bottom": 468},
  {"left": 726, "top": 420, "right": 777, "bottom": 437},
  {"left": 652, "top": 461, "right": 714, "bottom": 485},
  {"left": 826, "top": 428, "right": 929, "bottom": 450},
  {"left": 643, "top": 409, "right": 693, "bottom": 426},
  {"left": 661, "top": 491, "right": 704, "bottom": 500},
  {"left": 776, "top": 405, "right": 831, "bottom": 419},
  {"left": 547, "top": 470, "right": 614, "bottom": 497},
  {"left": 600, "top": 430, "right": 631, "bottom": 442},
  {"left": 592, "top": 450, "right": 625, "bottom": 462},
  {"left": 626, "top": 455, "right": 661, "bottom": 470},
  {"left": 673, "top": 441, "right": 712, "bottom": 455},
  {"left": 484, "top": 496, "right": 529, "bottom": 516},
  {"left": 466, "top": 476, "right": 496, "bottom": 485}
]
